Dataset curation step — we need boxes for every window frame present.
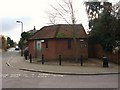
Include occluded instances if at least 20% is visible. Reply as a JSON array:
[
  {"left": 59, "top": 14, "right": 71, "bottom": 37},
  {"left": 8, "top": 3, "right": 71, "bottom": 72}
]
[
  {"left": 68, "top": 39, "right": 72, "bottom": 48},
  {"left": 45, "top": 39, "right": 48, "bottom": 48}
]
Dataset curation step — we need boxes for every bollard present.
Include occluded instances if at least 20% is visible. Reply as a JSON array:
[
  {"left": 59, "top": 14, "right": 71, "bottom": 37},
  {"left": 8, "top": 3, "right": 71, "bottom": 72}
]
[
  {"left": 59, "top": 55, "right": 61, "bottom": 65},
  {"left": 29, "top": 54, "right": 32, "bottom": 63},
  {"left": 42, "top": 54, "right": 44, "bottom": 64},
  {"left": 21, "top": 50, "right": 23, "bottom": 56},
  {"left": 80, "top": 55, "right": 83, "bottom": 66},
  {"left": 24, "top": 50, "right": 28, "bottom": 60},
  {"left": 25, "top": 55, "right": 27, "bottom": 60}
]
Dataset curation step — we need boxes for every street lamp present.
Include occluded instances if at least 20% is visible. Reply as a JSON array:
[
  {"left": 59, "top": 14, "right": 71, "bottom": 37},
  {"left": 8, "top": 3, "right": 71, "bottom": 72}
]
[
  {"left": 16, "top": 21, "right": 23, "bottom": 56},
  {"left": 16, "top": 21, "right": 23, "bottom": 33}
]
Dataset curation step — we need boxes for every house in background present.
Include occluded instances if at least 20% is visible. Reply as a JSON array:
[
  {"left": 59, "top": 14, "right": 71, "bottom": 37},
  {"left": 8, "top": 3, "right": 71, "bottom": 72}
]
[
  {"left": 28, "top": 24, "right": 88, "bottom": 61},
  {"left": 27, "top": 26, "right": 37, "bottom": 36}
]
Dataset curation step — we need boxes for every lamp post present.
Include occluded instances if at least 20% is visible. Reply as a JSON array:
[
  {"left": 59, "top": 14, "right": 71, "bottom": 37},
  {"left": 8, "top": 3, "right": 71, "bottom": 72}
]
[
  {"left": 16, "top": 21, "right": 23, "bottom": 33},
  {"left": 16, "top": 20, "right": 23, "bottom": 56}
]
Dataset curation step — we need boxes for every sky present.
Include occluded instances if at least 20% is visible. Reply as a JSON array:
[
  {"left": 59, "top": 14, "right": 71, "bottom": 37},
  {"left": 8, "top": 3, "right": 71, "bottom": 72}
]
[{"left": 0, "top": 0, "right": 119, "bottom": 43}]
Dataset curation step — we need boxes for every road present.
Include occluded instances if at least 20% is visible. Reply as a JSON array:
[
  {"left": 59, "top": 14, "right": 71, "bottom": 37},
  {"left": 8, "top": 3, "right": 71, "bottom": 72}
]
[{"left": 1, "top": 48, "right": 119, "bottom": 88}]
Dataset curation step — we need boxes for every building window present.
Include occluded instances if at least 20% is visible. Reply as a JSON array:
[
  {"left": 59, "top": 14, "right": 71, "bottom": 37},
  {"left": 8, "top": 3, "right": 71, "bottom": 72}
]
[
  {"left": 45, "top": 40, "right": 48, "bottom": 48},
  {"left": 68, "top": 39, "right": 71, "bottom": 48}
]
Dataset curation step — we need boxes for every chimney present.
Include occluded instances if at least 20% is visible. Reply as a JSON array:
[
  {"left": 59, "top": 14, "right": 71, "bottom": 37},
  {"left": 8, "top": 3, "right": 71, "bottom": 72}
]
[{"left": 33, "top": 26, "right": 36, "bottom": 30}]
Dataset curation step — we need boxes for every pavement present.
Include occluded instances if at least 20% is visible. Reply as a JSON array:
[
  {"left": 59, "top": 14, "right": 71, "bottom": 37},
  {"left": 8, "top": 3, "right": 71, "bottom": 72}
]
[{"left": 7, "top": 52, "right": 120, "bottom": 75}]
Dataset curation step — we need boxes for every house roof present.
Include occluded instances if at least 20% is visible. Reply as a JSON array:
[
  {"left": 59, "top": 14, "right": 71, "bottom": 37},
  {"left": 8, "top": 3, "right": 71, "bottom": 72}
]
[{"left": 29, "top": 24, "right": 87, "bottom": 40}]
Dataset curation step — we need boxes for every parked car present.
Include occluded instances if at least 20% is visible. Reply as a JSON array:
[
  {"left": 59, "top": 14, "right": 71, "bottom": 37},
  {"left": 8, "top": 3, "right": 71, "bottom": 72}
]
[{"left": 15, "top": 46, "right": 19, "bottom": 50}]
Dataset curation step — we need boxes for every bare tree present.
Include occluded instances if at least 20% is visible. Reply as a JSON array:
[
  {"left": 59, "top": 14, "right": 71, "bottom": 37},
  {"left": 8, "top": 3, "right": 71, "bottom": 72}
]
[
  {"left": 47, "top": 12, "right": 59, "bottom": 25},
  {"left": 47, "top": 0, "right": 78, "bottom": 25},
  {"left": 47, "top": 0, "right": 82, "bottom": 60}
]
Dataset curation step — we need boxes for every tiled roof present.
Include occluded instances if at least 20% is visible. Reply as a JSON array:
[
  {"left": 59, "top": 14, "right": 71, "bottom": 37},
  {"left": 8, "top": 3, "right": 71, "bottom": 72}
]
[{"left": 29, "top": 24, "right": 87, "bottom": 40}]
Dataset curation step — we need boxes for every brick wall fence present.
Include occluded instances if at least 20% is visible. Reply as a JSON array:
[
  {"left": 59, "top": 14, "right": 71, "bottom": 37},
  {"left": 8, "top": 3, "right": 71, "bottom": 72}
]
[{"left": 94, "top": 44, "right": 118, "bottom": 63}]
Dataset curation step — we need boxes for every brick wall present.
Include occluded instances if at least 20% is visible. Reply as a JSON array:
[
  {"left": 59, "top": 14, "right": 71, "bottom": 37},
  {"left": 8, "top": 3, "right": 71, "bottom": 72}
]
[
  {"left": 94, "top": 44, "right": 118, "bottom": 63},
  {"left": 28, "top": 40, "right": 35, "bottom": 58},
  {"left": 41, "top": 39, "right": 56, "bottom": 60},
  {"left": 41, "top": 39, "right": 88, "bottom": 61}
]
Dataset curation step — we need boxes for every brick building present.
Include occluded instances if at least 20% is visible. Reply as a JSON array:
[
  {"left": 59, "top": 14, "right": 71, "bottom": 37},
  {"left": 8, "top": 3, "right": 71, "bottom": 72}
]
[{"left": 28, "top": 24, "right": 88, "bottom": 61}]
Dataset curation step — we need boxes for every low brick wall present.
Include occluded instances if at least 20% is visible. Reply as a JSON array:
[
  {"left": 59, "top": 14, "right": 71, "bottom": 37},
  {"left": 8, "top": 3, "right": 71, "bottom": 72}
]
[{"left": 94, "top": 44, "right": 118, "bottom": 63}]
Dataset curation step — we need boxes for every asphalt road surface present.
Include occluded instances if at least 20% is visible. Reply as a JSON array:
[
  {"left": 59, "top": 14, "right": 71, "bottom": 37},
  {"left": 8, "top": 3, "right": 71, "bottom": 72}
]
[{"left": 1, "top": 48, "right": 119, "bottom": 88}]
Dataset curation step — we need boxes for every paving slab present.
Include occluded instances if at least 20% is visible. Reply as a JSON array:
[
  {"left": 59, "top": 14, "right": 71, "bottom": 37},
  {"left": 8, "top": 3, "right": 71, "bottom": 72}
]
[{"left": 7, "top": 53, "right": 120, "bottom": 75}]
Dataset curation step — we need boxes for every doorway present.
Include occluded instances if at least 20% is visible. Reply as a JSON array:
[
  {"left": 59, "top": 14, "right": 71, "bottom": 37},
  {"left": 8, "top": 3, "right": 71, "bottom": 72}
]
[{"left": 35, "top": 40, "right": 41, "bottom": 58}]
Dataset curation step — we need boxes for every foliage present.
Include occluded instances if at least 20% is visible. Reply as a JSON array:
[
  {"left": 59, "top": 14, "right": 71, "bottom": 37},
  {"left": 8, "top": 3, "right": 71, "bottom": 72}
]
[
  {"left": 115, "top": 19, "right": 120, "bottom": 41},
  {"left": 85, "top": 1, "right": 120, "bottom": 52},
  {"left": 18, "top": 38, "right": 24, "bottom": 49},
  {"left": 7, "top": 37, "right": 14, "bottom": 48},
  {"left": 0, "top": 35, "right": 7, "bottom": 50},
  {"left": 90, "top": 9, "right": 116, "bottom": 52},
  {"left": 21, "top": 32, "right": 31, "bottom": 40},
  {"left": 85, "top": 1, "right": 112, "bottom": 30},
  {"left": 18, "top": 32, "right": 31, "bottom": 49},
  {"left": 113, "top": 1, "right": 120, "bottom": 41}
]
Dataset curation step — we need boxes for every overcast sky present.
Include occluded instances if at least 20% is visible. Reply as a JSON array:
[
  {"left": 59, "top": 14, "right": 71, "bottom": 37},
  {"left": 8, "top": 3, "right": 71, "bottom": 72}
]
[{"left": 0, "top": 0, "right": 119, "bottom": 43}]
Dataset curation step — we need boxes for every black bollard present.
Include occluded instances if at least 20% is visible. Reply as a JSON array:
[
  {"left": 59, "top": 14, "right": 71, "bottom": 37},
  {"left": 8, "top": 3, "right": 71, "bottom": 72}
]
[
  {"left": 59, "top": 55, "right": 61, "bottom": 65},
  {"left": 25, "top": 55, "right": 27, "bottom": 60},
  {"left": 24, "top": 50, "right": 28, "bottom": 60},
  {"left": 21, "top": 50, "right": 23, "bottom": 56},
  {"left": 80, "top": 55, "right": 83, "bottom": 66},
  {"left": 29, "top": 54, "right": 32, "bottom": 63},
  {"left": 42, "top": 54, "right": 44, "bottom": 64}
]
